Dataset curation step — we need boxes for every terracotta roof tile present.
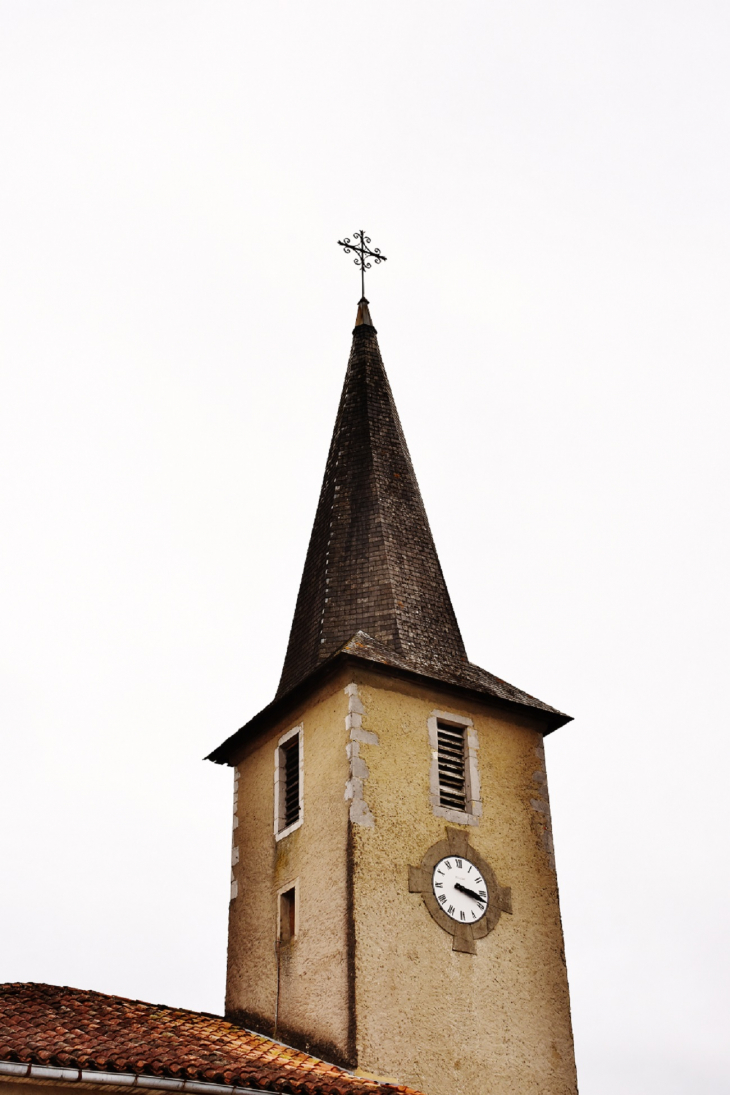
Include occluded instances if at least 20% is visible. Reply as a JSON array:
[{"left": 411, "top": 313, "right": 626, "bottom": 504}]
[{"left": 0, "top": 985, "right": 423, "bottom": 1095}]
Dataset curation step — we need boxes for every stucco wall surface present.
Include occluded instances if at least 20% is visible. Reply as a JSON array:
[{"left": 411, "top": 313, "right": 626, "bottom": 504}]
[
  {"left": 226, "top": 674, "right": 353, "bottom": 1065},
  {"left": 348, "top": 670, "right": 577, "bottom": 1095}
]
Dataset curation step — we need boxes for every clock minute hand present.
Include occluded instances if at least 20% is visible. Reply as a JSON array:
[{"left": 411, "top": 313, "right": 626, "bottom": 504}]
[{"left": 454, "top": 882, "right": 484, "bottom": 904}]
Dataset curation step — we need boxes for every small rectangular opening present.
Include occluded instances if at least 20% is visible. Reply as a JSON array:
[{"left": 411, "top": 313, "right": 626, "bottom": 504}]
[
  {"left": 279, "top": 887, "right": 296, "bottom": 943},
  {"left": 437, "top": 720, "right": 467, "bottom": 811}
]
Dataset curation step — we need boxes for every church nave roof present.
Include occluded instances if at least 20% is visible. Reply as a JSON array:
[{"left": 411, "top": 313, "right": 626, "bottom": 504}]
[{"left": 0, "top": 983, "right": 424, "bottom": 1095}]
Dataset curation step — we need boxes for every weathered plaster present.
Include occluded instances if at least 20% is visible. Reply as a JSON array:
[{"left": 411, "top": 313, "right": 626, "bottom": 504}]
[
  {"left": 225, "top": 672, "right": 353, "bottom": 1068},
  {"left": 530, "top": 741, "right": 556, "bottom": 871},
  {"left": 348, "top": 668, "right": 578, "bottom": 1095}
]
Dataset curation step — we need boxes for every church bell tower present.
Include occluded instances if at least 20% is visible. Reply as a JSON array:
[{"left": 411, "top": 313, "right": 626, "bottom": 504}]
[{"left": 207, "top": 283, "right": 578, "bottom": 1095}]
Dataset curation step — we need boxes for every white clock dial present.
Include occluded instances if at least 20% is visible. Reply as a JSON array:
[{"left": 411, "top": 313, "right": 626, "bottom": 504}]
[{"left": 432, "top": 855, "right": 489, "bottom": 923}]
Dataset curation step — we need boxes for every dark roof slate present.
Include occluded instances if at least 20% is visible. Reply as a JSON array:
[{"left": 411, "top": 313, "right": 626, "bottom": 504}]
[
  {"left": 0, "top": 983, "right": 423, "bottom": 1095},
  {"left": 337, "top": 631, "right": 566, "bottom": 715},
  {"left": 276, "top": 320, "right": 467, "bottom": 699}
]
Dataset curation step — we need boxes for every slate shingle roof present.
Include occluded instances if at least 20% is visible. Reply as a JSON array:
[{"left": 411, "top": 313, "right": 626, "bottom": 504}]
[
  {"left": 336, "top": 631, "right": 567, "bottom": 714},
  {"left": 0, "top": 984, "right": 423, "bottom": 1095},
  {"left": 277, "top": 319, "right": 467, "bottom": 699}
]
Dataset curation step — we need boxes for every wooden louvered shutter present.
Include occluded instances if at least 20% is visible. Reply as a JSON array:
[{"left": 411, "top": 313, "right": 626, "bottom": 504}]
[
  {"left": 436, "top": 721, "right": 467, "bottom": 811},
  {"left": 282, "top": 735, "right": 300, "bottom": 829}
]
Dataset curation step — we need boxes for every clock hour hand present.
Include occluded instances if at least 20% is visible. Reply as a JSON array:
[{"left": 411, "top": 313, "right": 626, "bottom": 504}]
[{"left": 454, "top": 882, "right": 484, "bottom": 904}]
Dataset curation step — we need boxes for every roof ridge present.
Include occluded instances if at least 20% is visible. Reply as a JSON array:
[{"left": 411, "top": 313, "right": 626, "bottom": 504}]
[
  {"left": 361, "top": 353, "right": 407, "bottom": 661},
  {"left": 0, "top": 982, "right": 226, "bottom": 1023}
]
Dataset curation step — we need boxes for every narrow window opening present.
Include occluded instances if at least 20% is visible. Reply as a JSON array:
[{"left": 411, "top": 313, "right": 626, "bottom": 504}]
[
  {"left": 274, "top": 724, "right": 303, "bottom": 839},
  {"left": 282, "top": 736, "right": 300, "bottom": 830},
  {"left": 437, "top": 720, "right": 467, "bottom": 811},
  {"left": 279, "top": 887, "right": 296, "bottom": 943}
]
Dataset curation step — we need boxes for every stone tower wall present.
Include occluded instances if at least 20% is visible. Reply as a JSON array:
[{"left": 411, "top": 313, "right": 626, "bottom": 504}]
[
  {"left": 225, "top": 673, "right": 353, "bottom": 1066},
  {"left": 225, "top": 663, "right": 577, "bottom": 1095},
  {"left": 348, "top": 668, "right": 577, "bottom": 1095}
]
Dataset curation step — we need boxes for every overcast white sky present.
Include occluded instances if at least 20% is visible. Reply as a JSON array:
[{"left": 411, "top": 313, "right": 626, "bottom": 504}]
[{"left": 1, "top": 3, "right": 729, "bottom": 1093}]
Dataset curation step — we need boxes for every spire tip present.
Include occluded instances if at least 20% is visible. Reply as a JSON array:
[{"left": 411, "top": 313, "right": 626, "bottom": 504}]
[{"left": 355, "top": 297, "right": 373, "bottom": 327}]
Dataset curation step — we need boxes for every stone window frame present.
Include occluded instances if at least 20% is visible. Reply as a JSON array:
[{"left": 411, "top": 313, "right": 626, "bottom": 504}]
[
  {"left": 274, "top": 723, "right": 304, "bottom": 840},
  {"left": 428, "top": 710, "right": 482, "bottom": 827}
]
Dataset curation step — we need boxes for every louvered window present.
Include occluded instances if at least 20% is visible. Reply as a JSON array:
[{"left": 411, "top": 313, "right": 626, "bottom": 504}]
[
  {"left": 282, "top": 736, "right": 300, "bottom": 829},
  {"left": 275, "top": 725, "right": 303, "bottom": 838},
  {"left": 437, "top": 720, "right": 467, "bottom": 811}
]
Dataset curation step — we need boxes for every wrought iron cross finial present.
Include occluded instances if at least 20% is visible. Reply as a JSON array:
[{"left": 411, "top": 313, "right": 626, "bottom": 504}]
[{"left": 337, "top": 230, "right": 387, "bottom": 299}]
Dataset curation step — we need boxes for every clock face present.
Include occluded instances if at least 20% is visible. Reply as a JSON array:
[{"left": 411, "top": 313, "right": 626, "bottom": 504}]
[{"left": 432, "top": 855, "right": 489, "bottom": 923}]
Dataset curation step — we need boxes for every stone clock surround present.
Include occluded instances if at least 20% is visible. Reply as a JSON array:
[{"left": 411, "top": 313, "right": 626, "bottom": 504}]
[{"left": 408, "top": 827, "right": 512, "bottom": 954}]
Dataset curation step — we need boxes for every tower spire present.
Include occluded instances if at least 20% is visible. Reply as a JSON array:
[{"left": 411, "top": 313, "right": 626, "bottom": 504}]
[
  {"left": 354, "top": 296, "right": 373, "bottom": 327},
  {"left": 276, "top": 316, "right": 466, "bottom": 698},
  {"left": 209, "top": 303, "right": 569, "bottom": 764}
]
